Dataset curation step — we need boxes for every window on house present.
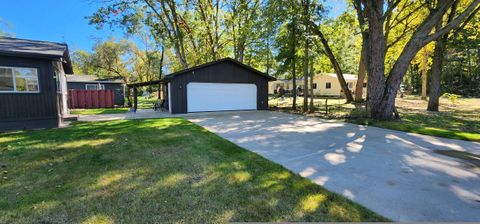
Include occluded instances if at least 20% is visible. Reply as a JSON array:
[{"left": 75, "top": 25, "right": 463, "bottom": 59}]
[
  {"left": 0, "top": 66, "right": 39, "bottom": 93},
  {"left": 325, "top": 82, "right": 331, "bottom": 89},
  {"left": 86, "top": 84, "right": 105, "bottom": 90},
  {"left": 312, "top": 83, "right": 317, "bottom": 89},
  {"left": 363, "top": 82, "right": 367, "bottom": 88},
  {"left": 348, "top": 82, "right": 353, "bottom": 88}
]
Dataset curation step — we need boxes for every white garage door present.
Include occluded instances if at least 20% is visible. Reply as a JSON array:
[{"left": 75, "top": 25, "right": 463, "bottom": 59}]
[{"left": 187, "top": 82, "right": 257, "bottom": 112}]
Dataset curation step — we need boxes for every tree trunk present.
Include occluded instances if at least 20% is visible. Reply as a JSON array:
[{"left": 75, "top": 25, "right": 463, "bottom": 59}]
[
  {"left": 363, "top": 1, "right": 387, "bottom": 119},
  {"left": 291, "top": 0, "right": 297, "bottom": 110},
  {"left": 354, "top": 0, "right": 480, "bottom": 120},
  {"left": 303, "top": 60, "right": 308, "bottom": 113},
  {"left": 158, "top": 47, "right": 164, "bottom": 100},
  {"left": 237, "top": 40, "right": 245, "bottom": 62},
  {"left": 427, "top": 39, "right": 444, "bottom": 111},
  {"left": 302, "top": 0, "right": 310, "bottom": 113},
  {"left": 428, "top": 22, "right": 446, "bottom": 111},
  {"left": 355, "top": 56, "right": 366, "bottom": 102},
  {"left": 421, "top": 48, "right": 428, "bottom": 100},
  {"left": 309, "top": 57, "right": 314, "bottom": 112}
]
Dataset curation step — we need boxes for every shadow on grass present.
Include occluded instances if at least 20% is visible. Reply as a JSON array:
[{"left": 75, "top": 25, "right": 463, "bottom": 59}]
[
  {"left": 434, "top": 150, "right": 480, "bottom": 169},
  {"left": 0, "top": 119, "right": 386, "bottom": 223},
  {"left": 344, "top": 110, "right": 480, "bottom": 142}
]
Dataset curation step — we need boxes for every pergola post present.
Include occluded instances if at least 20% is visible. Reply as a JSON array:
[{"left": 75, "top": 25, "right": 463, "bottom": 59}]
[
  {"left": 133, "top": 87, "right": 138, "bottom": 112},
  {"left": 127, "top": 79, "right": 166, "bottom": 112}
]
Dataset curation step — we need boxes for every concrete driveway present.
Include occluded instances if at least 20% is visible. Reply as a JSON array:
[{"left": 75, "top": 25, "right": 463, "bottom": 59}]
[{"left": 188, "top": 111, "right": 480, "bottom": 221}]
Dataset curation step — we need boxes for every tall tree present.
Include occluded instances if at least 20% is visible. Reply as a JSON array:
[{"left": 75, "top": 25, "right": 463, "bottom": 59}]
[
  {"left": 354, "top": 53, "right": 366, "bottom": 102},
  {"left": 309, "top": 55, "right": 315, "bottom": 112},
  {"left": 291, "top": 1, "right": 298, "bottom": 110},
  {"left": 428, "top": 1, "right": 479, "bottom": 111},
  {"left": 90, "top": 39, "right": 133, "bottom": 83},
  {"left": 225, "top": 0, "right": 262, "bottom": 63},
  {"left": 302, "top": 0, "right": 310, "bottom": 112},
  {"left": 195, "top": 0, "right": 224, "bottom": 61},
  {"left": 421, "top": 47, "right": 428, "bottom": 100},
  {"left": 353, "top": 0, "right": 480, "bottom": 120},
  {"left": 309, "top": 23, "right": 355, "bottom": 103}
]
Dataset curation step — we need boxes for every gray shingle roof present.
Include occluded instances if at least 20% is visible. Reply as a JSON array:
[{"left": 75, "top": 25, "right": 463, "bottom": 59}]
[
  {"left": 0, "top": 37, "right": 68, "bottom": 58},
  {"left": 0, "top": 37, "right": 73, "bottom": 74},
  {"left": 66, "top": 75, "right": 124, "bottom": 84}
]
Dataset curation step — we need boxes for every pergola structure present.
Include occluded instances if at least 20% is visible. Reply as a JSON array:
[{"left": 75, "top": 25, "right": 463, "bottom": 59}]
[{"left": 126, "top": 79, "right": 166, "bottom": 112}]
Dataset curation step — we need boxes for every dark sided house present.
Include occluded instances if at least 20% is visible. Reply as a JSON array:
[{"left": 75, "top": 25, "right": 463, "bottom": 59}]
[
  {"left": 66, "top": 75, "right": 125, "bottom": 106},
  {"left": 163, "top": 58, "right": 276, "bottom": 114},
  {"left": 0, "top": 37, "right": 72, "bottom": 132}
]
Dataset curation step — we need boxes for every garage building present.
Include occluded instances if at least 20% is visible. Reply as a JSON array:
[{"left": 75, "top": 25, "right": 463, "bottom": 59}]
[{"left": 164, "top": 58, "right": 275, "bottom": 114}]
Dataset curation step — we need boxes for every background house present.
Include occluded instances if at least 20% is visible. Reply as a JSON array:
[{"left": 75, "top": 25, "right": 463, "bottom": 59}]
[
  {"left": 269, "top": 73, "right": 367, "bottom": 97},
  {"left": 66, "top": 75, "right": 125, "bottom": 106},
  {"left": 0, "top": 37, "right": 72, "bottom": 132}
]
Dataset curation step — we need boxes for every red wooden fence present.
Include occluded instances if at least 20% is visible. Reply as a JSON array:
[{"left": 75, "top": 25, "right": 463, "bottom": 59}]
[{"left": 68, "top": 90, "right": 115, "bottom": 109}]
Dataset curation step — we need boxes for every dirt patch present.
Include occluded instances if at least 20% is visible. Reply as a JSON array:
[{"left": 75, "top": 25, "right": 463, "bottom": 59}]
[{"left": 434, "top": 150, "right": 480, "bottom": 170}]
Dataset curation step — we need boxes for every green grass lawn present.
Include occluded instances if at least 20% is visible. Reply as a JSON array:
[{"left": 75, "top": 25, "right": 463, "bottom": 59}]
[
  {"left": 269, "top": 96, "right": 480, "bottom": 142},
  {"left": 349, "top": 113, "right": 480, "bottom": 142},
  {"left": 70, "top": 108, "right": 129, "bottom": 115},
  {"left": 137, "top": 96, "right": 158, "bottom": 109},
  {"left": 69, "top": 96, "right": 158, "bottom": 115},
  {"left": 0, "top": 119, "right": 386, "bottom": 223}
]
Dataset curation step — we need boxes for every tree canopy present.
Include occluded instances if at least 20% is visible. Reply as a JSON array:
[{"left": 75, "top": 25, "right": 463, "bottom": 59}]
[{"left": 76, "top": 0, "right": 480, "bottom": 119}]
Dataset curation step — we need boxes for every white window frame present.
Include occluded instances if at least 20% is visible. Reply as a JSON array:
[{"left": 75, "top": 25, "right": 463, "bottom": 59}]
[
  {"left": 85, "top": 83, "right": 105, "bottom": 90},
  {"left": 0, "top": 66, "right": 40, "bottom": 93}
]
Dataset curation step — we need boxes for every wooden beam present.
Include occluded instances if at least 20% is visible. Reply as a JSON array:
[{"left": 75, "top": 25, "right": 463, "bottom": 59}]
[
  {"left": 133, "top": 87, "right": 138, "bottom": 112},
  {"left": 127, "top": 79, "right": 165, "bottom": 88}
]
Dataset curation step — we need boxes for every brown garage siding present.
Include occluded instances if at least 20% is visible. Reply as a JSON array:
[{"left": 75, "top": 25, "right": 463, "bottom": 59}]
[{"left": 168, "top": 60, "right": 271, "bottom": 114}]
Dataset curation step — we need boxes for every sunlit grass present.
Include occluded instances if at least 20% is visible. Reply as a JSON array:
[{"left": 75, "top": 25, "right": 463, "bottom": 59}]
[
  {"left": 70, "top": 108, "right": 129, "bottom": 115},
  {"left": 299, "top": 194, "right": 327, "bottom": 212},
  {"left": 269, "top": 95, "right": 480, "bottom": 142},
  {"left": 0, "top": 119, "right": 386, "bottom": 223}
]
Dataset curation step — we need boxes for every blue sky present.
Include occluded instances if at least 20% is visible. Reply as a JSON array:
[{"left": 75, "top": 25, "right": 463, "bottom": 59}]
[{"left": 0, "top": 0, "right": 347, "bottom": 52}]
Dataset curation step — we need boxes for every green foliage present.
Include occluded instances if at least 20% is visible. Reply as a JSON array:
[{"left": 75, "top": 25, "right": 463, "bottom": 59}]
[
  {"left": 70, "top": 108, "right": 129, "bottom": 115},
  {"left": 71, "top": 39, "right": 135, "bottom": 83},
  {"left": 441, "top": 12, "right": 480, "bottom": 97},
  {"left": 316, "top": 9, "right": 361, "bottom": 74},
  {"left": 71, "top": 50, "right": 94, "bottom": 74},
  {"left": 441, "top": 93, "right": 461, "bottom": 104}
]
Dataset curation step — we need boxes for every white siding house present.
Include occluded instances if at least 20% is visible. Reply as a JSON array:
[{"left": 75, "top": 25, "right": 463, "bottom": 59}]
[{"left": 269, "top": 73, "right": 367, "bottom": 97}]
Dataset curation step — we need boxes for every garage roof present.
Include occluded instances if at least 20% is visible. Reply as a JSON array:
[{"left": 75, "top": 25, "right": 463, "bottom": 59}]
[{"left": 165, "top": 58, "right": 276, "bottom": 81}]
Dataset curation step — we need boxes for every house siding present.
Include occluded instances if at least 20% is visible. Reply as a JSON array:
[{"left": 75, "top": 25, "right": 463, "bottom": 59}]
[
  {"left": 269, "top": 74, "right": 367, "bottom": 97},
  {"left": 0, "top": 55, "right": 59, "bottom": 132},
  {"left": 168, "top": 61, "right": 269, "bottom": 114}
]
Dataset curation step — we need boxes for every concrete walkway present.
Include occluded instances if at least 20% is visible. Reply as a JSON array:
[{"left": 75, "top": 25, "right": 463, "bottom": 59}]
[
  {"left": 187, "top": 111, "right": 480, "bottom": 222},
  {"left": 77, "top": 109, "right": 240, "bottom": 122}
]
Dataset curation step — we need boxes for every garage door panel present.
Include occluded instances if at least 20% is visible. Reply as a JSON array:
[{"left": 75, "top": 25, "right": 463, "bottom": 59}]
[{"left": 187, "top": 83, "right": 257, "bottom": 112}]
